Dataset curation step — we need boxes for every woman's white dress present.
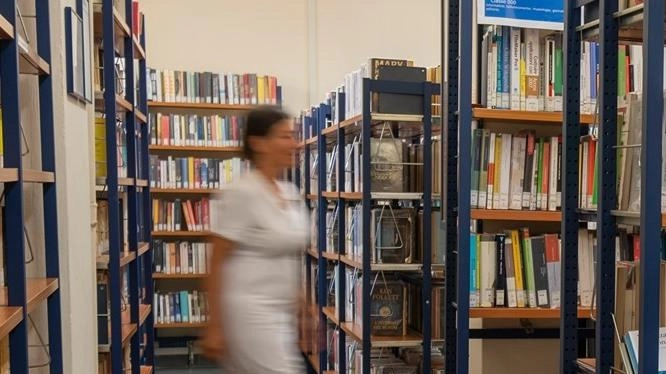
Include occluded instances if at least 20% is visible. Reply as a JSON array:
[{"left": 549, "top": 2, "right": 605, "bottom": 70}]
[{"left": 211, "top": 169, "right": 307, "bottom": 373}]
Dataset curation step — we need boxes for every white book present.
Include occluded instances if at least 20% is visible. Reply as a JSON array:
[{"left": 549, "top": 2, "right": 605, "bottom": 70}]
[
  {"left": 480, "top": 236, "right": 496, "bottom": 307},
  {"left": 509, "top": 134, "right": 526, "bottom": 210},
  {"left": 499, "top": 133, "right": 512, "bottom": 210},
  {"left": 510, "top": 27, "right": 522, "bottom": 110}
]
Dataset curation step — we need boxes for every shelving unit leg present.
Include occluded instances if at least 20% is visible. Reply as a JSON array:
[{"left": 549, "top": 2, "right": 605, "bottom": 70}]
[
  {"left": 561, "top": 1, "right": 582, "bottom": 373},
  {"left": 443, "top": 0, "right": 460, "bottom": 371},
  {"left": 638, "top": 0, "right": 665, "bottom": 372},
  {"left": 596, "top": 0, "right": 619, "bottom": 372}
]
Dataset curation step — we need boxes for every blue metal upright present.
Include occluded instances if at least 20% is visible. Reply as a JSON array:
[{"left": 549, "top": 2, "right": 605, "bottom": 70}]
[
  {"left": 99, "top": 0, "right": 151, "bottom": 372},
  {"left": 316, "top": 103, "right": 330, "bottom": 373},
  {"left": 595, "top": 1, "right": 619, "bottom": 372},
  {"left": 102, "top": 1, "right": 123, "bottom": 372},
  {"left": 561, "top": 1, "right": 582, "bottom": 373},
  {"left": 138, "top": 14, "right": 154, "bottom": 367},
  {"left": 360, "top": 79, "right": 373, "bottom": 374},
  {"left": 639, "top": 1, "right": 664, "bottom": 373},
  {"left": 0, "top": 1, "right": 29, "bottom": 372},
  {"left": 335, "top": 93, "right": 347, "bottom": 374},
  {"left": 443, "top": 0, "right": 460, "bottom": 371}
]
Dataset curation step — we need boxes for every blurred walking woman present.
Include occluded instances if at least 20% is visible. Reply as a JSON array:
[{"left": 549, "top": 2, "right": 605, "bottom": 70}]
[{"left": 202, "top": 106, "right": 307, "bottom": 373}]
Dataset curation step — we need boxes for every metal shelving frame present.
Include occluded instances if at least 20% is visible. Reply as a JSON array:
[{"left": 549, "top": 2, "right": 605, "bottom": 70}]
[{"left": 98, "top": 0, "right": 152, "bottom": 373}]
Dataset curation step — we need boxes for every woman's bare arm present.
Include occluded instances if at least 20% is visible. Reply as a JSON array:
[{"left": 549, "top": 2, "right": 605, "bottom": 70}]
[{"left": 201, "top": 235, "right": 233, "bottom": 359}]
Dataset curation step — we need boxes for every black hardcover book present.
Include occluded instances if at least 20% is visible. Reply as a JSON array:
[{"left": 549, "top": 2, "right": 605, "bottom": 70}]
[
  {"left": 370, "top": 278, "right": 406, "bottom": 336},
  {"left": 530, "top": 236, "right": 550, "bottom": 307},
  {"left": 494, "top": 234, "right": 507, "bottom": 307},
  {"left": 376, "top": 65, "right": 427, "bottom": 115}
]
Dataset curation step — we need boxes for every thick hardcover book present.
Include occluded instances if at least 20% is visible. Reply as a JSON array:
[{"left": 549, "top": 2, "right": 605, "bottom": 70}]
[
  {"left": 530, "top": 235, "right": 550, "bottom": 307},
  {"left": 371, "top": 207, "right": 416, "bottom": 264},
  {"left": 370, "top": 138, "right": 404, "bottom": 192},
  {"left": 494, "top": 234, "right": 507, "bottom": 307},
  {"left": 376, "top": 65, "right": 426, "bottom": 115},
  {"left": 369, "top": 279, "right": 406, "bottom": 336}
]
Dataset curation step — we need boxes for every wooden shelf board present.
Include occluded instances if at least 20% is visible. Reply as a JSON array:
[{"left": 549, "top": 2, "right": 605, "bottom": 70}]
[
  {"left": 148, "top": 101, "right": 257, "bottom": 110},
  {"left": 321, "top": 191, "right": 339, "bottom": 199},
  {"left": 94, "top": 92, "right": 133, "bottom": 112},
  {"left": 153, "top": 273, "right": 207, "bottom": 279},
  {"left": 321, "top": 125, "right": 338, "bottom": 137},
  {"left": 472, "top": 108, "right": 596, "bottom": 124},
  {"left": 469, "top": 307, "right": 594, "bottom": 319},
  {"left": 98, "top": 322, "right": 138, "bottom": 352},
  {"left": 305, "top": 136, "right": 318, "bottom": 145},
  {"left": 138, "top": 242, "right": 150, "bottom": 257},
  {"left": 306, "top": 248, "right": 318, "bottom": 259},
  {"left": 340, "top": 322, "right": 423, "bottom": 348},
  {"left": 322, "top": 306, "right": 339, "bottom": 326},
  {"left": 139, "top": 304, "right": 151, "bottom": 326},
  {"left": 140, "top": 366, "right": 154, "bottom": 374},
  {"left": 471, "top": 209, "right": 561, "bottom": 222},
  {"left": 149, "top": 145, "right": 242, "bottom": 153},
  {"left": 96, "top": 177, "right": 135, "bottom": 187},
  {"left": 23, "top": 169, "right": 55, "bottom": 183},
  {"left": 339, "top": 256, "right": 422, "bottom": 272},
  {"left": 0, "top": 307, "right": 23, "bottom": 339},
  {"left": 340, "top": 192, "right": 362, "bottom": 200},
  {"left": 135, "top": 109, "right": 148, "bottom": 124},
  {"left": 17, "top": 36, "right": 50, "bottom": 75},
  {"left": 322, "top": 251, "right": 339, "bottom": 261},
  {"left": 151, "top": 231, "right": 210, "bottom": 237},
  {"left": 155, "top": 322, "right": 206, "bottom": 329},
  {"left": 306, "top": 194, "right": 317, "bottom": 200},
  {"left": 92, "top": 6, "right": 130, "bottom": 38},
  {"left": 339, "top": 113, "right": 425, "bottom": 130},
  {"left": 0, "top": 278, "right": 59, "bottom": 314},
  {"left": 0, "top": 15, "right": 13, "bottom": 40},
  {"left": 151, "top": 188, "right": 216, "bottom": 194},
  {"left": 96, "top": 251, "right": 136, "bottom": 270},
  {"left": 0, "top": 168, "right": 18, "bottom": 182},
  {"left": 133, "top": 37, "right": 146, "bottom": 60},
  {"left": 136, "top": 179, "right": 149, "bottom": 187}
]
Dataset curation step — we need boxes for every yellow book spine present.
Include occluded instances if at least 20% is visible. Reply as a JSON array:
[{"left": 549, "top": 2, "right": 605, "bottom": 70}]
[{"left": 511, "top": 229, "right": 525, "bottom": 307}]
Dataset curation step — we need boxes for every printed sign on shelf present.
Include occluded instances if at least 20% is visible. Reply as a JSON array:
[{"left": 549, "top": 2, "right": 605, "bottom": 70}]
[{"left": 478, "top": 0, "right": 564, "bottom": 31}]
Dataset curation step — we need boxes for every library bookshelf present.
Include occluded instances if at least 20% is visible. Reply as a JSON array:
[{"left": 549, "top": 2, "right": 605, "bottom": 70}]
[
  {"left": 298, "top": 77, "right": 441, "bottom": 373},
  {"left": 93, "top": 1, "right": 153, "bottom": 374},
  {"left": 443, "top": 1, "right": 666, "bottom": 373},
  {"left": 0, "top": 1, "right": 66, "bottom": 372},
  {"left": 148, "top": 81, "right": 281, "bottom": 360}
]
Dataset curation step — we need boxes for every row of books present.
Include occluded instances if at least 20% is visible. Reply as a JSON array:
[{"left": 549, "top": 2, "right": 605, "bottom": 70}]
[
  {"left": 95, "top": 115, "right": 128, "bottom": 179},
  {"left": 328, "top": 336, "right": 444, "bottom": 374},
  {"left": 151, "top": 198, "right": 210, "bottom": 232},
  {"left": 147, "top": 68, "right": 281, "bottom": 106},
  {"left": 469, "top": 229, "right": 593, "bottom": 309},
  {"left": 149, "top": 113, "right": 245, "bottom": 147},
  {"left": 154, "top": 290, "right": 208, "bottom": 325},
  {"left": 149, "top": 155, "right": 248, "bottom": 190},
  {"left": 324, "top": 206, "right": 443, "bottom": 265},
  {"left": 305, "top": 137, "right": 442, "bottom": 196},
  {"left": 153, "top": 240, "right": 211, "bottom": 275},
  {"left": 471, "top": 129, "right": 562, "bottom": 212}
]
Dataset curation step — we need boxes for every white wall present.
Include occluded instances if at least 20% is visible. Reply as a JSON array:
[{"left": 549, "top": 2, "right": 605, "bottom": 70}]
[
  {"left": 141, "top": 0, "right": 308, "bottom": 114},
  {"left": 313, "top": 0, "right": 441, "bottom": 102}
]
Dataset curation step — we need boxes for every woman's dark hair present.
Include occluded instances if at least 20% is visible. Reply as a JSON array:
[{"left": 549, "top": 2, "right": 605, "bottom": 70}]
[{"left": 243, "top": 105, "right": 290, "bottom": 161}]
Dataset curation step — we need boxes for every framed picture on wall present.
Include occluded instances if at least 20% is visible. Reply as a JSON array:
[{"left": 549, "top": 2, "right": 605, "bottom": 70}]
[
  {"left": 77, "top": 0, "right": 93, "bottom": 102},
  {"left": 65, "top": 7, "right": 85, "bottom": 101}
]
